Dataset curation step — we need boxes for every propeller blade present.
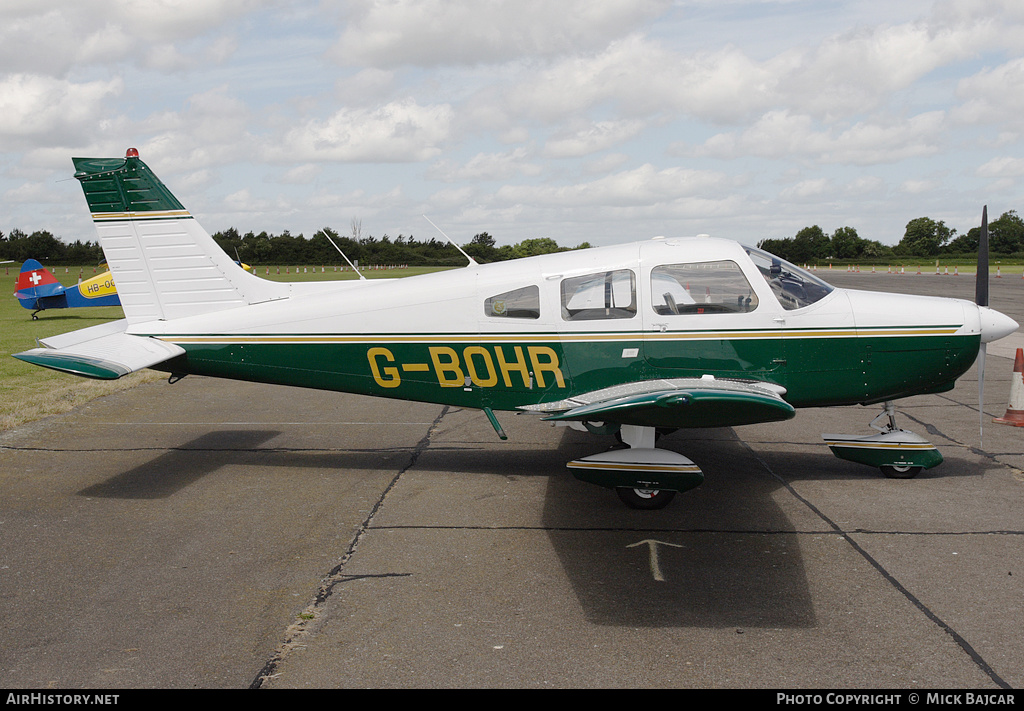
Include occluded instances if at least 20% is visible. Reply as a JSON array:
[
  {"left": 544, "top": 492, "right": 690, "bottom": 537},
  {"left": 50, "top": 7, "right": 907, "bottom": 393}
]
[
  {"left": 976, "top": 206, "right": 989, "bottom": 448},
  {"left": 979, "top": 342, "right": 986, "bottom": 450},
  {"left": 976, "top": 205, "right": 989, "bottom": 307}
]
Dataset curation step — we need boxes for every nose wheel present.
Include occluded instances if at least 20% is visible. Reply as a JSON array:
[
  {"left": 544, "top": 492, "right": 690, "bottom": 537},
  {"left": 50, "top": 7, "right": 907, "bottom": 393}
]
[
  {"left": 616, "top": 487, "right": 677, "bottom": 510},
  {"left": 879, "top": 464, "right": 923, "bottom": 479}
]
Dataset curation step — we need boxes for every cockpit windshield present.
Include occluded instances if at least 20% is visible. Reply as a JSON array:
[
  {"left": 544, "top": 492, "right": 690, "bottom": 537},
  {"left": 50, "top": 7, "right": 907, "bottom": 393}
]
[{"left": 745, "top": 246, "right": 834, "bottom": 311}]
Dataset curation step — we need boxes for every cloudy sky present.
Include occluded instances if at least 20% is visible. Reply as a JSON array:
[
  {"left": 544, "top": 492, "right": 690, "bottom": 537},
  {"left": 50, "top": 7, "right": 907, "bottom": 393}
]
[{"left": 3, "top": 0, "right": 1023, "bottom": 251}]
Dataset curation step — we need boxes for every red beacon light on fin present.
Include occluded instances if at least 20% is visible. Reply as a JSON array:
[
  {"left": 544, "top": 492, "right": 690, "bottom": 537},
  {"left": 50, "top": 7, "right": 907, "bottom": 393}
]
[{"left": 126, "top": 148, "right": 139, "bottom": 158}]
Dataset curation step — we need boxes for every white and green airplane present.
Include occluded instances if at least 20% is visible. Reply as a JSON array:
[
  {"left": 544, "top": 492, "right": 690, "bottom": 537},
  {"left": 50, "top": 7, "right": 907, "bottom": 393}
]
[{"left": 14, "top": 149, "right": 1019, "bottom": 508}]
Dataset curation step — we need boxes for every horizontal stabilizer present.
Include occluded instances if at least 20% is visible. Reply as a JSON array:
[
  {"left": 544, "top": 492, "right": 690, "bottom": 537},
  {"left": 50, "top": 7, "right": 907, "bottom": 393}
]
[
  {"left": 521, "top": 377, "right": 794, "bottom": 429},
  {"left": 13, "top": 320, "right": 184, "bottom": 379}
]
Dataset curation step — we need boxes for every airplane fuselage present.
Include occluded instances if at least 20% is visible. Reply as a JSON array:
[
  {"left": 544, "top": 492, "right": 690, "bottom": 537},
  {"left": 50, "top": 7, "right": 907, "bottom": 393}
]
[
  {"left": 132, "top": 238, "right": 982, "bottom": 417},
  {"left": 15, "top": 266, "right": 120, "bottom": 313}
]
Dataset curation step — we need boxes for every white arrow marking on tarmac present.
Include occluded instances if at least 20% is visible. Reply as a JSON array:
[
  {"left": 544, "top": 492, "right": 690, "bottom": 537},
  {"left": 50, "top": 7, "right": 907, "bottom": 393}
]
[{"left": 627, "top": 539, "right": 683, "bottom": 582}]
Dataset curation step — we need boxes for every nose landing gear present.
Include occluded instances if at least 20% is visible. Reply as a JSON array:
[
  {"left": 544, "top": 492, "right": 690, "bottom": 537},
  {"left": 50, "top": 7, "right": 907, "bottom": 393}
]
[{"left": 823, "top": 401, "right": 943, "bottom": 478}]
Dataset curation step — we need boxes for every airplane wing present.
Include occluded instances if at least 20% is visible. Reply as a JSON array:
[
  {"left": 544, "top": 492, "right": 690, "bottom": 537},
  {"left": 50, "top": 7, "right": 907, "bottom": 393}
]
[
  {"left": 519, "top": 377, "right": 795, "bottom": 429},
  {"left": 13, "top": 320, "right": 184, "bottom": 380}
]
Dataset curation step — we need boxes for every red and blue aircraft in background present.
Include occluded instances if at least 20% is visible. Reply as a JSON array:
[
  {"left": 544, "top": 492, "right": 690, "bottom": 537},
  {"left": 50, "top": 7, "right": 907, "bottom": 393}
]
[{"left": 13, "top": 259, "right": 121, "bottom": 319}]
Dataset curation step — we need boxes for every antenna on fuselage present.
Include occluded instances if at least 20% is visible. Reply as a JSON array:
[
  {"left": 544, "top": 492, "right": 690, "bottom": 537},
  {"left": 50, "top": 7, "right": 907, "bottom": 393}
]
[
  {"left": 422, "top": 215, "right": 478, "bottom": 267},
  {"left": 321, "top": 230, "right": 366, "bottom": 280}
]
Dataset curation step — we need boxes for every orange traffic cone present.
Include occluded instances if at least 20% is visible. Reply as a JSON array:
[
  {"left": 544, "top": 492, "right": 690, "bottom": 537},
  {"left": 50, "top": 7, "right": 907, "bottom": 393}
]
[{"left": 993, "top": 348, "right": 1024, "bottom": 427}]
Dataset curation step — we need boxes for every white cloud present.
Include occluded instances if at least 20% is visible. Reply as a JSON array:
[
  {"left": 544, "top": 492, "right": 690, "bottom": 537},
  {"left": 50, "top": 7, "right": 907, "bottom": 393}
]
[
  {"left": 282, "top": 164, "right": 323, "bottom": 184},
  {"left": 121, "top": 88, "right": 257, "bottom": 175},
  {"left": 582, "top": 153, "right": 631, "bottom": 175},
  {"left": 543, "top": 120, "right": 648, "bottom": 159},
  {"left": 780, "top": 22, "right": 976, "bottom": 119},
  {"left": 696, "top": 110, "right": 946, "bottom": 165},
  {"left": 900, "top": 178, "right": 939, "bottom": 194},
  {"left": 0, "top": 1, "right": 260, "bottom": 76},
  {"left": 954, "top": 57, "right": 1024, "bottom": 132},
  {"left": 427, "top": 148, "right": 541, "bottom": 182},
  {"left": 333, "top": 69, "right": 397, "bottom": 105},
  {"left": 779, "top": 178, "right": 832, "bottom": 201},
  {"left": 498, "top": 36, "right": 781, "bottom": 125},
  {"left": 174, "top": 169, "right": 218, "bottom": 194},
  {"left": 428, "top": 186, "right": 477, "bottom": 209},
  {"left": 0, "top": 74, "right": 123, "bottom": 145},
  {"left": 3, "top": 1, "right": 1024, "bottom": 249},
  {"left": 490, "top": 1, "right": 1022, "bottom": 132},
  {"left": 273, "top": 100, "right": 454, "bottom": 163},
  {"left": 932, "top": 0, "right": 1024, "bottom": 46},
  {"left": 846, "top": 175, "right": 887, "bottom": 196},
  {"left": 109, "top": 0, "right": 261, "bottom": 41},
  {"left": 494, "top": 164, "right": 733, "bottom": 208},
  {"left": 3, "top": 181, "right": 56, "bottom": 205},
  {"left": 143, "top": 34, "right": 239, "bottom": 72},
  {"left": 977, "top": 156, "right": 1024, "bottom": 178},
  {"left": 328, "top": 0, "right": 672, "bottom": 67}
]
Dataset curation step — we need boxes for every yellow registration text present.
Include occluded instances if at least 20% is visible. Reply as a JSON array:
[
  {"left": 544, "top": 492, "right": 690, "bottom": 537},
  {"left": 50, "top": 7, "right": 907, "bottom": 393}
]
[
  {"left": 81, "top": 275, "right": 117, "bottom": 297},
  {"left": 367, "top": 345, "right": 566, "bottom": 389}
]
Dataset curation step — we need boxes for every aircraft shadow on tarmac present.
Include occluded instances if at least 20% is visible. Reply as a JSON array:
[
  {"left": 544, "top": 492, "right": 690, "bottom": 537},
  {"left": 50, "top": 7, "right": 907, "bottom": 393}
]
[
  {"left": 749, "top": 448, "right": 982, "bottom": 483},
  {"left": 537, "top": 426, "right": 981, "bottom": 630},
  {"left": 74, "top": 429, "right": 447, "bottom": 500},
  {"left": 539, "top": 427, "right": 820, "bottom": 629},
  {"left": 73, "top": 422, "right": 975, "bottom": 631},
  {"left": 77, "top": 430, "right": 284, "bottom": 499},
  {"left": 73, "top": 424, "right": 817, "bottom": 629}
]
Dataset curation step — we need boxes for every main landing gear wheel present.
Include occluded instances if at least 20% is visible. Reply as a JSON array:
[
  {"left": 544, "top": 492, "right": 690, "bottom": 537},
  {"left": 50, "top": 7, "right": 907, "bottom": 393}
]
[
  {"left": 880, "top": 464, "right": 923, "bottom": 479},
  {"left": 616, "top": 487, "right": 676, "bottom": 510}
]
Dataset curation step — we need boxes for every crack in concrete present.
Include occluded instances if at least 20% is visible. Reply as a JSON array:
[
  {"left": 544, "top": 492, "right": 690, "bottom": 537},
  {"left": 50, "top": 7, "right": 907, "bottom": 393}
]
[
  {"left": 741, "top": 437, "right": 1012, "bottom": 690},
  {"left": 249, "top": 405, "right": 449, "bottom": 689}
]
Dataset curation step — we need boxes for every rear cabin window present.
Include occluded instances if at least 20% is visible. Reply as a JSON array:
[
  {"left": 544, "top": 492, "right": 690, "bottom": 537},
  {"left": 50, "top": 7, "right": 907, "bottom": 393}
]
[
  {"left": 651, "top": 261, "right": 758, "bottom": 315},
  {"left": 484, "top": 285, "right": 540, "bottom": 319},
  {"left": 561, "top": 269, "right": 637, "bottom": 321}
]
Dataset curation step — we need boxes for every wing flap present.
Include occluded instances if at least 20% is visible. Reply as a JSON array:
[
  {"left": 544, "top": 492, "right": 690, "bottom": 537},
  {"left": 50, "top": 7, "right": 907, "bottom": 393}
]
[
  {"left": 13, "top": 319, "right": 184, "bottom": 380},
  {"left": 522, "top": 377, "right": 795, "bottom": 429}
]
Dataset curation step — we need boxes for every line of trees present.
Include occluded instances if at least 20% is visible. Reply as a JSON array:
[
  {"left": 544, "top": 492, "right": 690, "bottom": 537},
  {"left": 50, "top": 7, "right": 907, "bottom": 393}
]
[
  {"left": 758, "top": 210, "right": 1024, "bottom": 263},
  {"left": 0, "top": 226, "right": 592, "bottom": 267},
  {"left": 0, "top": 229, "right": 104, "bottom": 265},
  {"left": 5, "top": 209, "right": 1022, "bottom": 267},
  {"left": 209, "top": 227, "right": 594, "bottom": 266}
]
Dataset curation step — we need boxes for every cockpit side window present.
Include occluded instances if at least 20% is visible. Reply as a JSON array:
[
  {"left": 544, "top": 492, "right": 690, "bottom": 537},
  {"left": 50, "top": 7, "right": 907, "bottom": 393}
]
[
  {"left": 561, "top": 269, "right": 636, "bottom": 321},
  {"left": 484, "top": 285, "right": 540, "bottom": 319},
  {"left": 745, "top": 247, "right": 834, "bottom": 311},
  {"left": 651, "top": 261, "right": 758, "bottom": 315}
]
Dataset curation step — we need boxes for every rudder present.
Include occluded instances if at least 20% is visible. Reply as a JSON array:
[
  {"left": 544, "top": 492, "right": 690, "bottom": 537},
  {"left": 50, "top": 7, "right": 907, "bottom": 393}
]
[
  {"left": 72, "top": 149, "right": 287, "bottom": 324},
  {"left": 15, "top": 259, "right": 66, "bottom": 310}
]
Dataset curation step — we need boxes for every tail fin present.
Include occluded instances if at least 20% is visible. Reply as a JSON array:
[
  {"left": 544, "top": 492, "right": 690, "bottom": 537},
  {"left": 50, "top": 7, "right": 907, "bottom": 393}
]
[
  {"left": 72, "top": 149, "right": 288, "bottom": 324},
  {"left": 15, "top": 259, "right": 66, "bottom": 309}
]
